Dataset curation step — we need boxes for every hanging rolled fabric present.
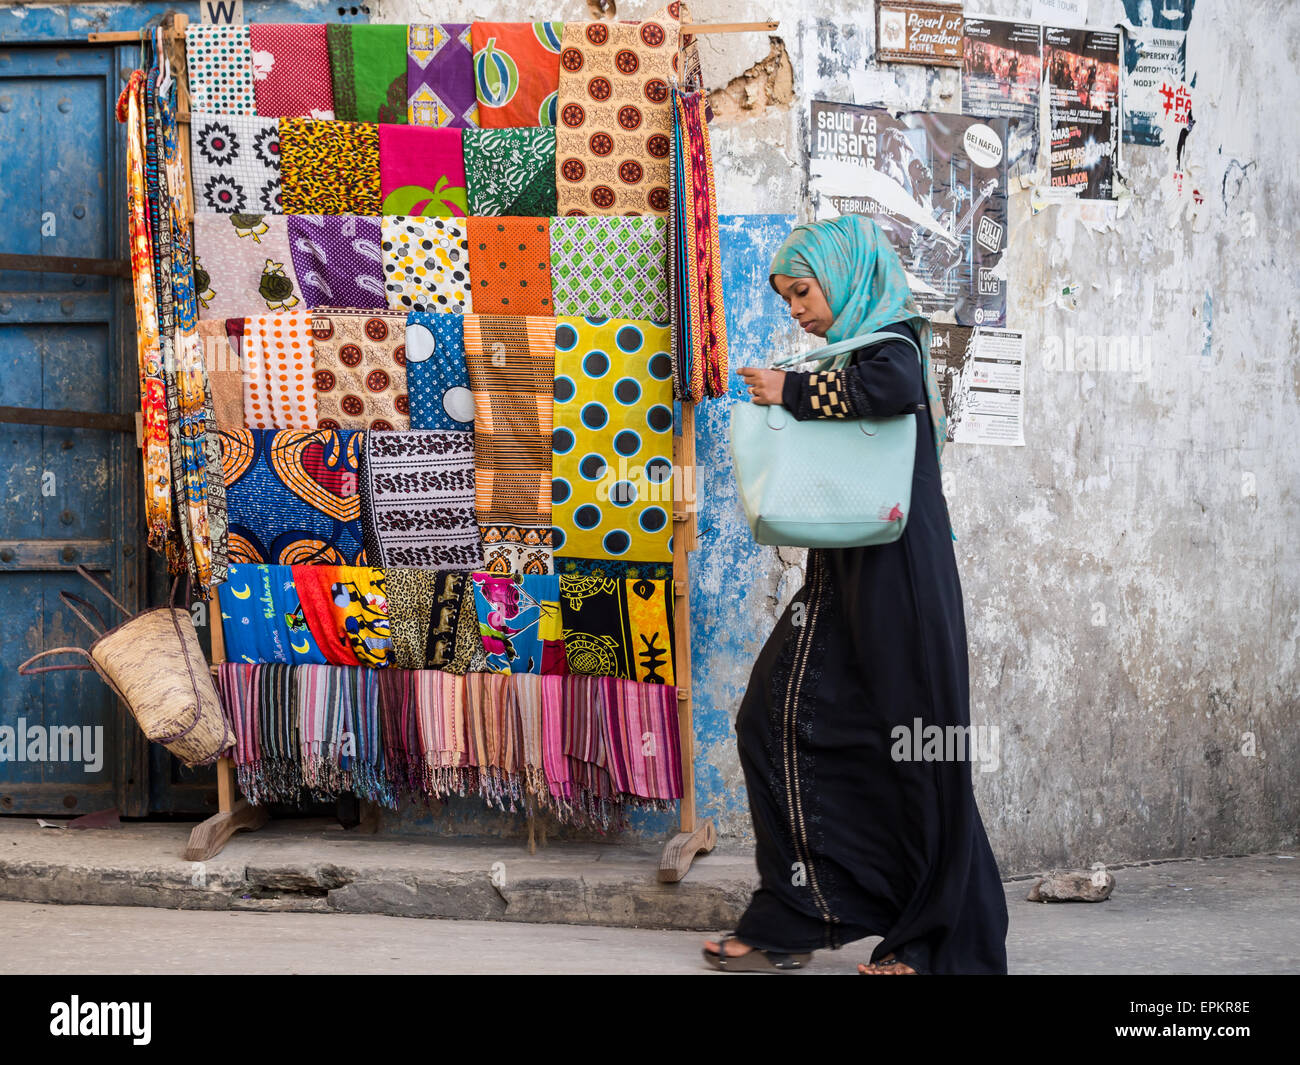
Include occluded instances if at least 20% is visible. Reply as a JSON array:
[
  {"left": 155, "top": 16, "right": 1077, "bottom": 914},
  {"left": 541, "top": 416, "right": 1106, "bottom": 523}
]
[
  {"left": 296, "top": 663, "right": 351, "bottom": 797},
  {"left": 539, "top": 673, "right": 572, "bottom": 816},
  {"left": 258, "top": 662, "right": 303, "bottom": 802},
  {"left": 217, "top": 663, "right": 264, "bottom": 802},
  {"left": 218, "top": 563, "right": 328, "bottom": 666},
  {"left": 413, "top": 669, "right": 467, "bottom": 797},
  {"left": 293, "top": 565, "right": 391, "bottom": 668},
  {"left": 383, "top": 567, "right": 440, "bottom": 669},
  {"left": 378, "top": 666, "right": 420, "bottom": 802},
  {"left": 510, "top": 673, "right": 549, "bottom": 809},
  {"left": 470, "top": 572, "right": 561, "bottom": 675}
]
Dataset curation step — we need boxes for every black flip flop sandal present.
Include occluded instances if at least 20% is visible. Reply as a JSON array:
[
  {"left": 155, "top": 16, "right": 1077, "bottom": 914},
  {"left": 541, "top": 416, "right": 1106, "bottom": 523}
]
[{"left": 702, "top": 933, "right": 813, "bottom": 972}]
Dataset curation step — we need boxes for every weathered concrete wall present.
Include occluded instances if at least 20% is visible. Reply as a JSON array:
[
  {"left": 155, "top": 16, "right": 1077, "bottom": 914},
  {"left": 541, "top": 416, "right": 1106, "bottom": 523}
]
[{"left": 387, "top": 0, "right": 1296, "bottom": 868}]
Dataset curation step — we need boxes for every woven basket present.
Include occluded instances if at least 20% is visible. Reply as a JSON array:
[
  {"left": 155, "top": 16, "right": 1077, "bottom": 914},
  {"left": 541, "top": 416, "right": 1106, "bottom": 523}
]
[{"left": 18, "top": 567, "right": 233, "bottom": 768}]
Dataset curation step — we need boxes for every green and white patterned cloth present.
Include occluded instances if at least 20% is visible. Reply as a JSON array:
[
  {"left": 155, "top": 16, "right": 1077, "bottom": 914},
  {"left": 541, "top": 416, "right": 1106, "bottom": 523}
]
[
  {"left": 549, "top": 216, "right": 669, "bottom": 321},
  {"left": 463, "top": 128, "right": 557, "bottom": 216}
]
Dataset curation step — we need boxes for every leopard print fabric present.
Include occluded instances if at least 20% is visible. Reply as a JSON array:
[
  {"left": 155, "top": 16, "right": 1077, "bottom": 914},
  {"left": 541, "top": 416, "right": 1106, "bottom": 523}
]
[{"left": 280, "top": 117, "right": 381, "bottom": 215}]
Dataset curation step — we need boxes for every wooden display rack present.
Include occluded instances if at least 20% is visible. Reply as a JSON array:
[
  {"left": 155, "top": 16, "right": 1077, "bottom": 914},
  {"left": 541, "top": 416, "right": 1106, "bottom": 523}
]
[{"left": 100, "top": 10, "right": 775, "bottom": 882}]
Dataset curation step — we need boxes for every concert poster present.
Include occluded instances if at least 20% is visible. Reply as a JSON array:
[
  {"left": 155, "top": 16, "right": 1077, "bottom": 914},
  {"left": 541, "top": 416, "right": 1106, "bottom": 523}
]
[
  {"left": 1044, "top": 26, "right": 1121, "bottom": 199},
  {"left": 962, "top": 17, "right": 1042, "bottom": 183}
]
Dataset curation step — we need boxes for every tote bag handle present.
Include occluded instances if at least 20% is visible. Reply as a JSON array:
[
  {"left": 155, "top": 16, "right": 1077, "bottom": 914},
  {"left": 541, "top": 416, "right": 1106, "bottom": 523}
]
[{"left": 769, "top": 330, "right": 922, "bottom": 373}]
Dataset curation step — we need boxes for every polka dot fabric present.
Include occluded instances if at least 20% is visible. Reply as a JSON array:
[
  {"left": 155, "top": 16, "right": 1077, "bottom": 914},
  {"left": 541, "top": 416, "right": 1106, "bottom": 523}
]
[
  {"left": 241, "top": 311, "right": 317, "bottom": 430},
  {"left": 467, "top": 217, "right": 553, "bottom": 316},
  {"left": 186, "top": 25, "right": 257, "bottom": 115},
  {"left": 382, "top": 216, "right": 472, "bottom": 313},
  {"left": 551, "top": 316, "right": 674, "bottom": 562}
]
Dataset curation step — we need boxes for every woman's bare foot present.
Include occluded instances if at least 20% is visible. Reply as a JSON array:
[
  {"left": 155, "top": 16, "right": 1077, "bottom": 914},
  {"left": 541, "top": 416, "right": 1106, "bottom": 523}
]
[
  {"left": 857, "top": 953, "right": 917, "bottom": 974},
  {"left": 703, "top": 936, "right": 754, "bottom": 958}
]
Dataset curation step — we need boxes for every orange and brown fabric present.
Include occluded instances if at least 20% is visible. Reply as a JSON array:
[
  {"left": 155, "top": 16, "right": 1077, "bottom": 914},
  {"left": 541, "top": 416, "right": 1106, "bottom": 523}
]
[
  {"left": 462, "top": 315, "right": 555, "bottom": 528},
  {"left": 466, "top": 217, "right": 554, "bottom": 315},
  {"left": 554, "top": 12, "right": 679, "bottom": 216},
  {"left": 279, "top": 117, "right": 381, "bottom": 215},
  {"left": 196, "top": 318, "right": 246, "bottom": 430}
]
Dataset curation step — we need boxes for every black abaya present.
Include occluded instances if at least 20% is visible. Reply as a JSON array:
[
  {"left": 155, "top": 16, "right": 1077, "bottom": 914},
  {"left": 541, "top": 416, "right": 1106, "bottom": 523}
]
[{"left": 732, "top": 320, "right": 1009, "bottom": 974}]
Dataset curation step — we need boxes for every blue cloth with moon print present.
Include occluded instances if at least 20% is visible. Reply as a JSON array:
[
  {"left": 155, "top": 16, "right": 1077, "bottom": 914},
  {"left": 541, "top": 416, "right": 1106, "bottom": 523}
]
[
  {"left": 405, "top": 311, "right": 475, "bottom": 431},
  {"left": 218, "top": 564, "right": 328, "bottom": 665}
]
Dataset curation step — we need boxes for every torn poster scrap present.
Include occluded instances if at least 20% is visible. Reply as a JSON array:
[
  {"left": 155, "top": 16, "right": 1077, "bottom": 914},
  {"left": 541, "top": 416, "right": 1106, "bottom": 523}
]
[
  {"left": 929, "top": 325, "right": 1025, "bottom": 446},
  {"left": 1120, "top": 0, "right": 1196, "bottom": 147},
  {"left": 809, "top": 101, "right": 1009, "bottom": 327}
]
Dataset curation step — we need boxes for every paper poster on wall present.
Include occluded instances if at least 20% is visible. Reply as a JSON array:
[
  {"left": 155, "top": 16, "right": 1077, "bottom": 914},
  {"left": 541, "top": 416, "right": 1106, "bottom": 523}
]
[
  {"left": 1120, "top": 0, "right": 1195, "bottom": 146},
  {"left": 1044, "top": 26, "right": 1121, "bottom": 200},
  {"left": 929, "top": 325, "right": 1025, "bottom": 446},
  {"left": 962, "top": 18, "right": 1042, "bottom": 184},
  {"left": 809, "top": 102, "right": 1009, "bottom": 327}
]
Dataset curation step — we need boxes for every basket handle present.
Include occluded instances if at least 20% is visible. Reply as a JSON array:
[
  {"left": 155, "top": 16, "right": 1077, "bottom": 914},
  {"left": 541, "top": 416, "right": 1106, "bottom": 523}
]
[
  {"left": 16, "top": 647, "right": 96, "bottom": 674},
  {"left": 73, "top": 564, "right": 132, "bottom": 618},
  {"left": 59, "top": 592, "right": 109, "bottom": 638}
]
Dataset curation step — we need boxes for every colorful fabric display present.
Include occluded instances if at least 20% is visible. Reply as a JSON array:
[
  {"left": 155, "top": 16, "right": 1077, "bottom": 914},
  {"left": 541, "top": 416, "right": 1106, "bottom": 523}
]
[
  {"left": 408, "top": 23, "right": 479, "bottom": 127},
  {"left": 294, "top": 565, "right": 392, "bottom": 668},
  {"left": 190, "top": 113, "right": 282, "bottom": 214},
  {"left": 327, "top": 23, "right": 408, "bottom": 124},
  {"left": 195, "top": 319, "right": 245, "bottom": 430},
  {"left": 280, "top": 118, "right": 381, "bottom": 215},
  {"left": 479, "top": 524, "right": 554, "bottom": 576},
  {"left": 550, "top": 217, "right": 669, "bottom": 320},
  {"left": 559, "top": 576, "right": 675, "bottom": 684},
  {"left": 404, "top": 311, "right": 474, "bottom": 430},
  {"left": 297, "top": 664, "right": 394, "bottom": 805},
  {"left": 379, "top": 125, "right": 467, "bottom": 216},
  {"left": 422, "top": 571, "right": 484, "bottom": 674},
  {"left": 463, "top": 128, "right": 557, "bottom": 216},
  {"left": 467, "top": 217, "right": 554, "bottom": 316},
  {"left": 186, "top": 25, "right": 256, "bottom": 115},
  {"left": 554, "top": 14, "right": 679, "bottom": 216},
  {"left": 384, "top": 567, "right": 438, "bottom": 669},
  {"left": 672, "top": 87, "right": 729, "bottom": 400},
  {"left": 471, "top": 21, "right": 565, "bottom": 128},
  {"left": 286, "top": 214, "right": 387, "bottom": 310},
  {"left": 359, "top": 430, "right": 482, "bottom": 569},
  {"left": 193, "top": 212, "right": 301, "bottom": 319},
  {"left": 249, "top": 23, "right": 335, "bottom": 119},
  {"left": 218, "top": 663, "right": 302, "bottom": 804},
  {"left": 463, "top": 672, "right": 524, "bottom": 809},
  {"left": 382, "top": 217, "right": 472, "bottom": 313},
  {"left": 470, "top": 572, "right": 563, "bottom": 674},
  {"left": 309, "top": 310, "right": 409, "bottom": 430},
  {"left": 221, "top": 428, "right": 365, "bottom": 565},
  {"left": 603, "top": 676, "right": 682, "bottom": 801},
  {"left": 552, "top": 317, "right": 674, "bottom": 562},
  {"left": 241, "top": 311, "right": 316, "bottom": 429},
  {"left": 462, "top": 315, "right": 556, "bottom": 528},
  {"left": 218, "top": 563, "right": 329, "bottom": 665}
]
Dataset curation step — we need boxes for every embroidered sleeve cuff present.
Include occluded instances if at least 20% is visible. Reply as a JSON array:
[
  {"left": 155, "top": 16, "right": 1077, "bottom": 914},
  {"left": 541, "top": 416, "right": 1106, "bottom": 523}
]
[{"left": 798, "top": 369, "right": 864, "bottom": 419}]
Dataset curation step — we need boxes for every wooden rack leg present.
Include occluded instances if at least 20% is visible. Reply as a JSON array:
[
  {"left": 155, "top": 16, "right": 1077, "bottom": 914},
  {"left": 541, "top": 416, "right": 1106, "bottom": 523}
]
[
  {"left": 184, "top": 757, "right": 268, "bottom": 860},
  {"left": 659, "top": 401, "right": 717, "bottom": 882}
]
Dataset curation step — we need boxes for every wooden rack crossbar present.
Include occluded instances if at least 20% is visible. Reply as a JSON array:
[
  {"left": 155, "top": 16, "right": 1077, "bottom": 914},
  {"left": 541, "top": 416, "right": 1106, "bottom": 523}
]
[{"left": 110, "top": 9, "right": 767, "bottom": 882}]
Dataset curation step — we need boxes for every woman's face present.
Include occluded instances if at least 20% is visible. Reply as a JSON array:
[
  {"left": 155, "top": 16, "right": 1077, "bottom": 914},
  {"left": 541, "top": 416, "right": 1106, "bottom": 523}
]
[{"left": 772, "top": 273, "right": 833, "bottom": 337}]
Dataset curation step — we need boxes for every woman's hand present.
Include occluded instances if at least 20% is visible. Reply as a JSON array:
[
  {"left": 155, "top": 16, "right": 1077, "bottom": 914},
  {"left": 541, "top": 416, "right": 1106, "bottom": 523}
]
[{"left": 738, "top": 367, "right": 786, "bottom": 406}]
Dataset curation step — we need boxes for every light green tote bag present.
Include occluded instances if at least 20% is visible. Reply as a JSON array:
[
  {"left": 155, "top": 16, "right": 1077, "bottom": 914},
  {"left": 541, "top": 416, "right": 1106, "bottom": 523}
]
[{"left": 729, "top": 331, "right": 924, "bottom": 549}]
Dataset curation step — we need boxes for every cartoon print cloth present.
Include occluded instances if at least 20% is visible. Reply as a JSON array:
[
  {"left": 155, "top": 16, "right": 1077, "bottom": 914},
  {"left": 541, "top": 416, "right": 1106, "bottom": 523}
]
[
  {"left": 249, "top": 23, "right": 335, "bottom": 118},
  {"left": 471, "top": 573, "right": 563, "bottom": 674},
  {"left": 327, "top": 23, "right": 408, "bottom": 124},
  {"left": 218, "top": 563, "right": 328, "bottom": 665},
  {"left": 241, "top": 311, "right": 316, "bottom": 429},
  {"left": 186, "top": 25, "right": 257, "bottom": 114},
  {"left": 559, "top": 576, "right": 675, "bottom": 684},
  {"left": 554, "top": 15, "right": 679, "bottom": 215},
  {"left": 359, "top": 429, "right": 483, "bottom": 570},
  {"left": 479, "top": 524, "right": 554, "bottom": 576},
  {"left": 190, "top": 113, "right": 282, "bottom": 215},
  {"left": 408, "top": 23, "right": 479, "bottom": 128},
  {"left": 294, "top": 564, "right": 392, "bottom": 667},
  {"left": 467, "top": 217, "right": 554, "bottom": 316},
  {"left": 471, "top": 22, "right": 564, "bottom": 128},
  {"left": 463, "top": 127, "right": 557, "bottom": 216},
  {"left": 550, "top": 217, "right": 669, "bottom": 320},
  {"left": 286, "top": 214, "right": 388, "bottom": 310},
  {"left": 193, "top": 212, "right": 301, "bottom": 320},
  {"left": 552, "top": 317, "right": 674, "bottom": 562},
  {"left": 404, "top": 311, "right": 474, "bottom": 430},
  {"left": 309, "top": 310, "right": 409, "bottom": 431},
  {"left": 462, "top": 315, "right": 556, "bottom": 528},
  {"left": 220, "top": 428, "right": 365, "bottom": 565},
  {"left": 382, "top": 216, "right": 472, "bottom": 314},
  {"left": 378, "top": 124, "right": 467, "bottom": 216},
  {"left": 280, "top": 118, "right": 381, "bottom": 215}
]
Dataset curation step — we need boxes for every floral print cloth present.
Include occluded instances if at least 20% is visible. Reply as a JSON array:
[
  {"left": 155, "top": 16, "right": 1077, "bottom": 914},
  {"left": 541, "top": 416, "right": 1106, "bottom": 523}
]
[
  {"left": 190, "top": 113, "right": 282, "bottom": 214},
  {"left": 193, "top": 212, "right": 302, "bottom": 320},
  {"left": 463, "top": 127, "right": 557, "bottom": 216},
  {"left": 381, "top": 216, "right": 472, "bottom": 314}
]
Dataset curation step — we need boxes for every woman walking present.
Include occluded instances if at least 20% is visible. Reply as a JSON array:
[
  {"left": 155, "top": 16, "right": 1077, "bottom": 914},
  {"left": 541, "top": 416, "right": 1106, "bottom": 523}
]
[{"left": 704, "top": 216, "right": 1008, "bottom": 974}]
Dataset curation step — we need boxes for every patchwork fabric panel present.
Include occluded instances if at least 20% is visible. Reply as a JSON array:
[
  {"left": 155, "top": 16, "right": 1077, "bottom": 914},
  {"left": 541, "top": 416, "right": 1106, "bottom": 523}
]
[
  {"left": 241, "top": 311, "right": 316, "bottom": 430},
  {"left": 550, "top": 216, "right": 669, "bottom": 320},
  {"left": 552, "top": 317, "right": 674, "bottom": 562},
  {"left": 193, "top": 212, "right": 302, "bottom": 320},
  {"left": 310, "top": 310, "right": 409, "bottom": 431},
  {"left": 190, "top": 113, "right": 282, "bottom": 214},
  {"left": 381, "top": 216, "right": 472, "bottom": 313},
  {"left": 378, "top": 124, "right": 467, "bottom": 216},
  {"left": 187, "top": 25, "right": 257, "bottom": 115},
  {"left": 327, "top": 23, "right": 408, "bottom": 124},
  {"left": 463, "top": 127, "right": 557, "bottom": 216},
  {"left": 480, "top": 524, "right": 554, "bottom": 576},
  {"left": 279, "top": 118, "right": 381, "bottom": 215},
  {"left": 558, "top": 576, "right": 675, "bottom": 685},
  {"left": 408, "top": 23, "right": 479, "bottom": 127},
  {"left": 467, "top": 217, "right": 554, "bottom": 316}
]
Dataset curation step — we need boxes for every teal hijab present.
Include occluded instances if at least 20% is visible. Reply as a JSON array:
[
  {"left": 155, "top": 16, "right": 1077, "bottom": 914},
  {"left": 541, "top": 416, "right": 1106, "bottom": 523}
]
[{"left": 769, "top": 215, "right": 954, "bottom": 538}]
